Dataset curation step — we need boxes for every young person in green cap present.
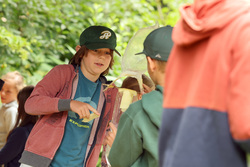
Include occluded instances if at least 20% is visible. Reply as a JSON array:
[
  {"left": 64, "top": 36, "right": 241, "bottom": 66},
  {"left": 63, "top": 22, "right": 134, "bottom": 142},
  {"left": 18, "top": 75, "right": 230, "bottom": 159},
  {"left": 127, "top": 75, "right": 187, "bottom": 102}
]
[
  {"left": 19, "top": 25, "right": 121, "bottom": 167},
  {"left": 108, "top": 26, "right": 173, "bottom": 167}
]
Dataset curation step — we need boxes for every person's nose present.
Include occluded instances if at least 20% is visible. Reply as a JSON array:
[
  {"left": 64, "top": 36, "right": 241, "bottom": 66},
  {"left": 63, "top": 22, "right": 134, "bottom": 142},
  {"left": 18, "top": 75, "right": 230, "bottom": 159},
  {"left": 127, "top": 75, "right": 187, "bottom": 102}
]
[
  {"left": 0, "top": 91, "right": 5, "bottom": 97},
  {"left": 98, "top": 52, "right": 106, "bottom": 59}
]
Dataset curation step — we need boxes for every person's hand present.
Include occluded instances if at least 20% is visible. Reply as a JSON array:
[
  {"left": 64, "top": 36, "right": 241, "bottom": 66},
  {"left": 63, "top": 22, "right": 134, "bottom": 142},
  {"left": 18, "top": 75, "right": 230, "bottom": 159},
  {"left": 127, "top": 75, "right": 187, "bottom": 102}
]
[
  {"left": 70, "top": 100, "right": 100, "bottom": 119},
  {"left": 103, "top": 122, "right": 117, "bottom": 147},
  {"left": 143, "top": 83, "right": 154, "bottom": 94}
]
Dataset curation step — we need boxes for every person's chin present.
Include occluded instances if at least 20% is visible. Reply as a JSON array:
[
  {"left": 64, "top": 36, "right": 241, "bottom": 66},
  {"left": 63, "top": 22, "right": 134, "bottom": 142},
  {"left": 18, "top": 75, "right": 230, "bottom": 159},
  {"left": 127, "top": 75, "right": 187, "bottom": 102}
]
[{"left": 1, "top": 99, "right": 11, "bottom": 104}]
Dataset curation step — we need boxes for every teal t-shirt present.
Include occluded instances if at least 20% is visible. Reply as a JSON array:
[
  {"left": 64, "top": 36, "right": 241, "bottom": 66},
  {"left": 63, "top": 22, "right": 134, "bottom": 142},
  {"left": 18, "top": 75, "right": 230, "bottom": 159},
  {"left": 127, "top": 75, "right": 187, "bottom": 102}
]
[{"left": 50, "top": 69, "right": 101, "bottom": 167}]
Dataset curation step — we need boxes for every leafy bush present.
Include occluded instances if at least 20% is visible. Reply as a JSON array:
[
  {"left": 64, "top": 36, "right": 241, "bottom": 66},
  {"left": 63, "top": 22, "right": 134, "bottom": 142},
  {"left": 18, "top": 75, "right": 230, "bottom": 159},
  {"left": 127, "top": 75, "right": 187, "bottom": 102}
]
[{"left": 0, "top": 0, "right": 191, "bottom": 84}]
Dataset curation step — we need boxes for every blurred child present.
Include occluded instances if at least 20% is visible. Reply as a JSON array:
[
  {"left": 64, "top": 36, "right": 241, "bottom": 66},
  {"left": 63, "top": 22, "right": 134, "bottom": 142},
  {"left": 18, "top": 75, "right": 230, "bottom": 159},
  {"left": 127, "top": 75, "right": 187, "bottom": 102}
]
[
  {"left": 103, "top": 74, "right": 155, "bottom": 147},
  {"left": 19, "top": 25, "right": 121, "bottom": 167},
  {"left": 121, "top": 74, "right": 155, "bottom": 99},
  {"left": 0, "top": 86, "right": 38, "bottom": 167},
  {"left": 159, "top": 1, "right": 250, "bottom": 167},
  {"left": 0, "top": 71, "right": 24, "bottom": 149}
]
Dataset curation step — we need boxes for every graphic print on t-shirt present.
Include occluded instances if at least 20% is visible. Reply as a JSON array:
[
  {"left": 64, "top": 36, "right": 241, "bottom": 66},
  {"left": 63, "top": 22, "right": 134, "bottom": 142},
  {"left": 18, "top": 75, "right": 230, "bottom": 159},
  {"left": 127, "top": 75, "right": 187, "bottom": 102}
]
[
  {"left": 68, "top": 97, "right": 97, "bottom": 120},
  {"left": 50, "top": 68, "right": 101, "bottom": 167}
]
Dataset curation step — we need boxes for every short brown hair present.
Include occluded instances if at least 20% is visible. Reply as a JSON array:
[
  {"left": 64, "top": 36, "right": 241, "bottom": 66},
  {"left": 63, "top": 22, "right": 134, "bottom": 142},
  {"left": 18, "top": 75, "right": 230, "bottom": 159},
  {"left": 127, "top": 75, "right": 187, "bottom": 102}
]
[
  {"left": 121, "top": 74, "right": 155, "bottom": 93},
  {"left": 156, "top": 60, "right": 167, "bottom": 73}
]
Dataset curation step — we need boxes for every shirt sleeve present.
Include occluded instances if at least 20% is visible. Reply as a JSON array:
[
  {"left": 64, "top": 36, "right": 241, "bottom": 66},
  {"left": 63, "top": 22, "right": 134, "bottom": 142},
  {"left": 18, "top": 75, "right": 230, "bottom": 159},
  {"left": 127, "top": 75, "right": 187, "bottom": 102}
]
[
  {"left": 25, "top": 65, "right": 71, "bottom": 115},
  {"left": 0, "top": 128, "right": 28, "bottom": 164},
  {"left": 108, "top": 111, "right": 143, "bottom": 167},
  {"left": 228, "top": 18, "right": 250, "bottom": 152},
  {"left": 4, "top": 107, "right": 17, "bottom": 133}
]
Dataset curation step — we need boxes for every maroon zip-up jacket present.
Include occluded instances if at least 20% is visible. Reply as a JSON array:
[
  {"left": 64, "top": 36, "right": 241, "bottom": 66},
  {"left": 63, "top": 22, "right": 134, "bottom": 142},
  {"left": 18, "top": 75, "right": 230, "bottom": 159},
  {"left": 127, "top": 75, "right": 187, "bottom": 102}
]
[{"left": 20, "top": 64, "right": 117, "bottom": 167}]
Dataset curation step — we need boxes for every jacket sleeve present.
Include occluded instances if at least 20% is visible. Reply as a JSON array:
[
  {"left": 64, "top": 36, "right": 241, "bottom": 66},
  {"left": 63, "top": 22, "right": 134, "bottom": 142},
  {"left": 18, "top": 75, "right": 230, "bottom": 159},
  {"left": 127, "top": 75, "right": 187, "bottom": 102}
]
[
  {"left": 25, "top": 65, "right": 72, "bottom": 115},
  {"left": 0, "top": 128, "right": 28, "bottom": 164},
  {"left": 228, "top": 17, "right": 250, "bottom": 152},
  {"left": 108, "top": 111, "right": 143, "bottom": 167}
]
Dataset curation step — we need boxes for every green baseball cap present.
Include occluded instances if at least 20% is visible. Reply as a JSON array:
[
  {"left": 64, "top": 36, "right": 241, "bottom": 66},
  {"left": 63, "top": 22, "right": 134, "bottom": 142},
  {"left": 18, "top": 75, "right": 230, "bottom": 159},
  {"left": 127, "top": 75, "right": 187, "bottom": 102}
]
[
  {"left": 79, "top": 26, "right": 121, "bottom": 56},
  {"left": 135, "top": 25, "right": 173, "bottom": 61}
]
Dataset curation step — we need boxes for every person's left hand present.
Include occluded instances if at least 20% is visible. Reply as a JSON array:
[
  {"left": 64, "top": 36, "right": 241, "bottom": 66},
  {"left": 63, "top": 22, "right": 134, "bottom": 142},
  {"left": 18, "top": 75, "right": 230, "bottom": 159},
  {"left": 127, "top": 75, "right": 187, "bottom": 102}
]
[{"left": 143, "top": 83, "right": 154, "bottom": 94}]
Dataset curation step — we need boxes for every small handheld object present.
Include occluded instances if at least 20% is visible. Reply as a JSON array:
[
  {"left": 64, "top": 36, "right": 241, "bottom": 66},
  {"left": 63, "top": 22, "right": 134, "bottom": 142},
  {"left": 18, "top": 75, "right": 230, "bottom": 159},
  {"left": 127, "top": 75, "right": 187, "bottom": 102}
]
[{"left": 82, "top": 113, "right": 100, "bottom": 122}]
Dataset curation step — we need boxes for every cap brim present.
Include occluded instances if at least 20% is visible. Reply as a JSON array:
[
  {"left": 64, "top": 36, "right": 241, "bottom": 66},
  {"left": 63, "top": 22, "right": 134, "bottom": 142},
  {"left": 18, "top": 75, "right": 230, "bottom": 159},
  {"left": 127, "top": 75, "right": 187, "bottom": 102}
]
[
  {"left": 86, "top": 43, "right": 121, "bottom": 56},
  {"left": 135, "top": 51, "right": 144, "bottom": 55},
  {"left": 114, "top": 50, "right": 121, "bottom": 56}
]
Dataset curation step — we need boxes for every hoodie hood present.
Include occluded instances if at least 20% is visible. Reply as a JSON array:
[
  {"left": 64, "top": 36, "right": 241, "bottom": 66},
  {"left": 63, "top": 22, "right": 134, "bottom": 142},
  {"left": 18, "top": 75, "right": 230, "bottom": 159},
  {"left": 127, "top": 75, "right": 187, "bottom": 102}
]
[
  {"left": 173, "top": 0, "right": 250, "bottom": 45},
  {"left": 141, "top": 85, "right": 163, "bottom": 128}
]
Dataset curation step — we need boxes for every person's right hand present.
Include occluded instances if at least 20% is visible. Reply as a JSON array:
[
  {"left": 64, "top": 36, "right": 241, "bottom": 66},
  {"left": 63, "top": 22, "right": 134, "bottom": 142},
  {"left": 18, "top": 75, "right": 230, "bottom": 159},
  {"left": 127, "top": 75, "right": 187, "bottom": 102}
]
[
  {"left": 70, "top": 100, "right": 100, "bottom": 119},
  {"left": 103, "top": 122, "right": 117, "bottom": 147}
]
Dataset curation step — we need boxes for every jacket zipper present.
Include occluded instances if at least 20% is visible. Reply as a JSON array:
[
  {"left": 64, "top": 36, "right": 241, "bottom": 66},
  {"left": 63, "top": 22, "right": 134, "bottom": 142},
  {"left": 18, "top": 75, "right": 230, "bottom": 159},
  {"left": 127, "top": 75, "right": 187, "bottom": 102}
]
[{"left": 84, "top": 83, "right": 106, "bottom": 167}]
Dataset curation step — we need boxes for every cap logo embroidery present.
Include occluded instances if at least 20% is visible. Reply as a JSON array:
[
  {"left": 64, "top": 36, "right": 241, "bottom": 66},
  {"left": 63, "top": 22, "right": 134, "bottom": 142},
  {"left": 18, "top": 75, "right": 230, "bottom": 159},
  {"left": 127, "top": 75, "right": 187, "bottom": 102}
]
[
  {"left": 100, "top": 31, "right": 111, "bottom": 39},
  {"left": 155, "top": 54, "right": 162, "bottom": 59}
]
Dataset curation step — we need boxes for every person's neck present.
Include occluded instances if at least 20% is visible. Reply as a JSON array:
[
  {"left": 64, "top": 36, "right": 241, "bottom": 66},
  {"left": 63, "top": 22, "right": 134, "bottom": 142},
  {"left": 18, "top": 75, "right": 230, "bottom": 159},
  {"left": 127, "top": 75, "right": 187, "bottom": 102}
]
[
  {"left": 156, "top": 72, "right": 165, "bottom": 87},
  {"left": 85, "top": 75, "right": 99, "bottom": 83},
  {"left": 80, "top": 66, "right": 99, "bottom": 83}
]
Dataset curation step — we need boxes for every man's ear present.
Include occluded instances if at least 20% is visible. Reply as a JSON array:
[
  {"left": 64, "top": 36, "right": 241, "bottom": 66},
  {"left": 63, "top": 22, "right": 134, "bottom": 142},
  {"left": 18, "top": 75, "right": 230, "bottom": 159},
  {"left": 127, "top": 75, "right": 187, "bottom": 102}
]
[
  {"left": 75, "top": 45, "right": 81, "bottom": 52},
  {"left": 147, "top": 56, "right": 156, "bottom": 72}
]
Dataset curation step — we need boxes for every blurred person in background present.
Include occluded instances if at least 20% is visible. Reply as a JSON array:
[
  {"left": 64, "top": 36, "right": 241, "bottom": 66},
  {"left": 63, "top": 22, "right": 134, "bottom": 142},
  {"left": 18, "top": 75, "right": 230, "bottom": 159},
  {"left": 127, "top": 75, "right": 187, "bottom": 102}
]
[
  {"left": 159, "top": 0, "right": 250, "bottom": 167},
  {"left": 0, "top": 85, "right": 38, "bottom": 167},
  {"left": 103, "top": 74, "right": 155, "bottom": 147},
  {"left": 0, "top": 71, "right": 24, "bottom": 149}
]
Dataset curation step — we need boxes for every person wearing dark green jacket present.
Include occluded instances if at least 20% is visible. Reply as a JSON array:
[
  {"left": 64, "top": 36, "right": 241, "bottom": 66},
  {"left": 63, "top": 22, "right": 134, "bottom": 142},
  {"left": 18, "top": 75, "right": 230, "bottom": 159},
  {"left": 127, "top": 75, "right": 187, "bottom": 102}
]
[{"left": 108, "top": 26, "right": 173, "bottom": 167}]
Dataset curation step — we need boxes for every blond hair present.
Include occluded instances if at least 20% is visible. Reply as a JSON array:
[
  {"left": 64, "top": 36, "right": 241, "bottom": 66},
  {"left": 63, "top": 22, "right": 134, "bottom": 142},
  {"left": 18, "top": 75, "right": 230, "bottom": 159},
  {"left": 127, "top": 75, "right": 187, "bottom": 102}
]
[{"left": 1, "top": 71, "right": 25, "bottom": 92}]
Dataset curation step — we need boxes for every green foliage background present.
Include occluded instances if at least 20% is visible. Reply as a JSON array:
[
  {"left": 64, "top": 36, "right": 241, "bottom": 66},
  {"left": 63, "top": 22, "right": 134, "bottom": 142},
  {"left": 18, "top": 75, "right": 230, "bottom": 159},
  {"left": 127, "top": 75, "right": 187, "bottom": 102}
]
[{"left": 0, "top": 0, "right": 191, "bottom": 85}]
